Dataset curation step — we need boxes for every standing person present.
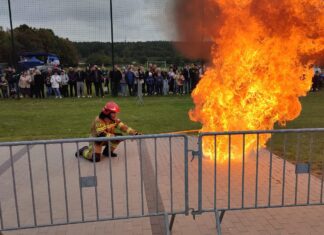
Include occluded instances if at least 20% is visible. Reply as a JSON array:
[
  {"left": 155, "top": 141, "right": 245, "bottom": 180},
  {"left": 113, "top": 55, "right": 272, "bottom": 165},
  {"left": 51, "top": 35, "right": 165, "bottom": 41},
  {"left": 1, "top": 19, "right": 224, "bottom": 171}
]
[
  {"left": 34, "top": 69, "right": 45, "bottom": 98},
  {"left": 189, "top": 64, "right": 199, "bottom": 92},
  {"left": 139, "top": 66, "right": 146, "bottom": 94},
  {"left": 85, "top": 66, "right": 93, "bottom": 98},
  {"left": 0, "top": 75, "right": 8, "bottom": 98},
  {"left": 125, "top": 66, "right": 135, "bottom": 96},
  {"left": 311, "top": 71, "right": 321, "bottom": 92},
  {"left": 163, "top": 72, "right": 169, "bottom": 96},
  {"left": 182, "top": 65, "right": 190, "bottom": 94},
  {"left": 176, "top": 71, "right": 185, "bottom": 95},
  {"left": 109, "top": 65, "right": 122, "bottom": 97},
  {"left": 6, "top": 67, "right": 18, "bottom": 98},
  {"left": 75, "top": 102, "right": 140, "bottom": 162},
  {"left": 29, "top": 69, "right": 36, "bottom": 98},
  {"left": 91, "top": 65, "right": 104, "bottom": 97},
  {"left": 168, "top": 67, "right": 175, "bottom": 94},
  {"left": 18, "top": 71, "right": 32, "bottom": 98},
  {"left": 120, "top": 68, "right": 127, "bottom": 96},
  {"left": 146, "top": 72, "right": 154, "bottom": 96},
  {"left": 45, "top": 69, "right": 53, "bottom": 98},
  {"left": 68, "top": 67, "right": 77, "bottom": 97},
  {"left": 155, "top": 69, "right": 163, "bottom": 95},
  {"left": 75, "top": 68, "right": 85, "bottom": 98},
  {"left": 102, "top": 66, "right": 109, "bottom": 94},
  {"left": 60, "top": 70, "right": 69, "bottom": 97},
  {"left": 51, "top": 70, "right": 62, "bottom": 98}
]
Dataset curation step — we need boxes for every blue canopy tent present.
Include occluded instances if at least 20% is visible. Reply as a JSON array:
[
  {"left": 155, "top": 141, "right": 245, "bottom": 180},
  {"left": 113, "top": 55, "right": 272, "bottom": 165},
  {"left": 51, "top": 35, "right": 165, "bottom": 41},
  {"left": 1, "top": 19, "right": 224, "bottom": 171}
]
[
  {"left": 18, "top": 56, "right": 44, "bottom": 70},
  {"left": 18, "top": 53, "right": 60, "bottom": 71}
]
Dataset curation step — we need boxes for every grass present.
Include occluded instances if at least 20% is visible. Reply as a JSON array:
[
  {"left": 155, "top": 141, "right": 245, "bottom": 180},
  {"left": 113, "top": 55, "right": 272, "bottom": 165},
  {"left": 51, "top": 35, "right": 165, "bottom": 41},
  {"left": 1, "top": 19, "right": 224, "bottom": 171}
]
[
  {"left": 1, "top": 91, "right": 323, "bottom": 174},
  {"left": 0, "top": 95, "right": 201, "bottom": 142},
  {"left": 268, "top": 90, "right": 324, "bottom": 176}
]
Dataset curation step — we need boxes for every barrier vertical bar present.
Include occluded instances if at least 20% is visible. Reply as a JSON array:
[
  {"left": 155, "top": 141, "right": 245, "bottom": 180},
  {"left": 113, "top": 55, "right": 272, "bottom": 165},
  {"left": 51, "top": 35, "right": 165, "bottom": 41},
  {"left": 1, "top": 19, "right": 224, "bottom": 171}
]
[
  {"left": 107, "top": 141, "right": 114, "bottom": 218},
  {"left": 307, "top": 134, "right": 313, "bottom": 205},
  {"left": 184, "top": 136, "right": 189, "bottom": 214},
  {"left": 282, "top": 134, "right": 287, "bottom": 206},
  {"left": 214, "top": 135, "right": 217, "bottom": 209},
  {"left": 154, "top": 138, "right": 158, "bottom": 213},
  {"left": 169, "top": 137, "right": 173, "bottom": 213},
  {"left": 92, "top": 148, "right": 99, "bottom": 220},
  {"left": 198, "top": 136, "right": 203, "bottom": 212},
  {"left": 255, "top": 134, "right": 259, "bottom": 208},
  {"left": 9, "top": 146, "right": 20, "bottom": 227},
  {"left": 268, "top": 136, "right": 273, "bottom": 207},
  {"left": 228, "top": 135, "right": 231, "bottom": 209},
  {"left": 321, "top": 149, "right": 324, "bottom": 204},
  {"left": 76, "top": 142, "right": 84, "bottom": 222},
  {"left": 295, "top": 134, "right": 300, "bottom": 205},
  {"left": 139, "top": 139, "right": 144, "bottom": 215},
  {"left": 0, "top": 199, "right": 4, "bottom": 229},
  {"left": 44, "top": 144, "right": 53, "bottom": 224},
  {"left": 60, "top": 143, "right": 69, "bottom": 223},
  {"left": 124, "top": 141, "right": 129, "bottom": 217},
  {"left": 27, "top": 145, "right": 37, "bottom": 226},
  {"left": 242, "top": 134, "right": 245, "bottom": 209}
]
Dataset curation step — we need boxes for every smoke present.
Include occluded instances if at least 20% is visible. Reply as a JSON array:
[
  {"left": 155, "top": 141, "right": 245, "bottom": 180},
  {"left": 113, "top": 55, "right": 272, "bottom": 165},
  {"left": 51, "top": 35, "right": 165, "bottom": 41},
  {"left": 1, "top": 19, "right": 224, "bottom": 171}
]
[{"left": 173, "top": 0, "right": 323, "bottom": 65}]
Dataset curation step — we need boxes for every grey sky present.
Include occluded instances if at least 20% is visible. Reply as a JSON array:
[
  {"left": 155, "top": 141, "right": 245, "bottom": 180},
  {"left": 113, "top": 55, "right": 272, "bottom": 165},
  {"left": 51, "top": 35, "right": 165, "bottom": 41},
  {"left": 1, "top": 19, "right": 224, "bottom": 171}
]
[{"left": 0, "top": 0, "right": 177, "bottom": 42}]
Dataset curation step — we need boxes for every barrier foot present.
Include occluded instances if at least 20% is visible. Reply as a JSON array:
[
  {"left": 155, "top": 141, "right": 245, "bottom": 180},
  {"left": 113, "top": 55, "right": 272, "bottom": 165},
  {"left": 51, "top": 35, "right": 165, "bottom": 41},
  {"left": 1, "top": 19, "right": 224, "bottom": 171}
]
[
  {"left": 169, "top": 214, "right": 176, "bottom": 231},
  {"left": 163, "top": 213, "right": 171, "bottom": 235},
  {"left": 219, "top": 210, "right": 226, "bottom": 223},
  {"left": 214, "top": 210, "right": 224, "bottom": 235}
]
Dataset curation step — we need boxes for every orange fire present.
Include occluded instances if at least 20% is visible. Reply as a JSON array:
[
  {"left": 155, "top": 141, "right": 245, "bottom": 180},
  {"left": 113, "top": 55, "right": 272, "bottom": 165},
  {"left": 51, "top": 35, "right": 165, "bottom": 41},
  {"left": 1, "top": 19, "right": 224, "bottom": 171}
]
[{"left": 181, "top": 0, "right": 324, "bottom": 161}]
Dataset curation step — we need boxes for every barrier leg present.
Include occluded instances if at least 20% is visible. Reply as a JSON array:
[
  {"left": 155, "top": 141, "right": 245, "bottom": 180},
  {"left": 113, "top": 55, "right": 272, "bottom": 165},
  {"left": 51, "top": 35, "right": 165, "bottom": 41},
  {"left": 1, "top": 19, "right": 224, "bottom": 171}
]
[
  {"left": 214, "top": 210, "right": 225, "bottom": 235},
  {"left": 169, "top": 214, "right": 176, "bottom": 231},
  {"left": 164, "top": 213, "right": 171, "bottom": 235},
  {"left": 219, "top": 210, "right": 226, "bottom": 223}
]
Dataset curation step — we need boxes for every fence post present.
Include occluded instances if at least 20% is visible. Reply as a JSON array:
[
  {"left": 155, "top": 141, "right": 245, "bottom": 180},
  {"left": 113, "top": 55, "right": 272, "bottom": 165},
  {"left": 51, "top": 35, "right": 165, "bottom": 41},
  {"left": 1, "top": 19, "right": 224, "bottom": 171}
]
[{"left": 198, "top": 135, "right": 203, "bottom": 212}]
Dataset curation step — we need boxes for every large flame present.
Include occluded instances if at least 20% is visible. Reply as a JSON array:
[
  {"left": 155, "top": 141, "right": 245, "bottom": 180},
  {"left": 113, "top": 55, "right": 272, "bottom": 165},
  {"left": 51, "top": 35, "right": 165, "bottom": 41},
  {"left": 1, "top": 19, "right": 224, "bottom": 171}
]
[{"left": 176, "top": 0, "right": 324, "bottom": 161}]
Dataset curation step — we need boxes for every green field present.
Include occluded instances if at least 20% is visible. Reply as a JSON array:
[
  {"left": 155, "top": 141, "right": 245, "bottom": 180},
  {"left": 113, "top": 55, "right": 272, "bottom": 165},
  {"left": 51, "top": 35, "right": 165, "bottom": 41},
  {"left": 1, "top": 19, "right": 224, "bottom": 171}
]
[
  {"left": 0, "top": 95, "right": 201, "bottom": 141},
  {"left": 1, "top": 91, "right": 323, "bottom": 174}
]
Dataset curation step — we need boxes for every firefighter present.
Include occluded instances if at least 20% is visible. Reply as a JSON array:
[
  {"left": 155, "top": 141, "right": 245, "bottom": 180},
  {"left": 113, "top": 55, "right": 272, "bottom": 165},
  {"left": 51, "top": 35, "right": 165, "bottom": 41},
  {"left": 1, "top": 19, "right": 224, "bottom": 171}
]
[{"left": 76, "top": 101, "right": 139, "bottom": 162}]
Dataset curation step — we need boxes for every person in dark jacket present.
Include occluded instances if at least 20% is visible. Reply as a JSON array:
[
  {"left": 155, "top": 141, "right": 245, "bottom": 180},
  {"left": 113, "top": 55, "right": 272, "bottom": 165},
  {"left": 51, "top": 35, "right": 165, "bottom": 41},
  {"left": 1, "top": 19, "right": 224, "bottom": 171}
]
[
  {"left": 155, "top": 69, "right": 163, "bottom": 95},
  {"left": 90, "top": 65, "right": 104, "bottom": 97},
  {"left": 34, "top": 69, "right": 45, "bottom": 98},
  {"left": 85, "top": 66, "right": 93, "bottom": 98},
  {"left": 6, "top": 67, "right": 19, "bottom": 98},
  {"left": 68, "top": 68, "right": 77, "bottom": 97},
  {"left": 125, "top": 66, "right": 135, "bottom": 96},
  {"left": 189, "top": 64, "right": 200, "bottom": 92},
  {"left": 311, "top": 71, "right": 321, "bottom": 92},
  {"left": 75, "top": 68, "right": 85, "bottom": 98},
  {"left": 109, "top": 65, "right": 122, "bottom": 97}
]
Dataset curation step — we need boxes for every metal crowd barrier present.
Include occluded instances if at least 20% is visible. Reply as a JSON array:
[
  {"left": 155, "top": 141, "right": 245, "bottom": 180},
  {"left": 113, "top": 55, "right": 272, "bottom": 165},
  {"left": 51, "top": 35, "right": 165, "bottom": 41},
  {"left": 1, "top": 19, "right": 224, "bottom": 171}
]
[
  {"left": 196, "top": 128, "right": 324, "bottom": 234},
  {"left": 1, "top": 128, "right": 324, "bottom": 235},
  {"left": 0, "top": 134, "right": 189, "bottom": 235}
]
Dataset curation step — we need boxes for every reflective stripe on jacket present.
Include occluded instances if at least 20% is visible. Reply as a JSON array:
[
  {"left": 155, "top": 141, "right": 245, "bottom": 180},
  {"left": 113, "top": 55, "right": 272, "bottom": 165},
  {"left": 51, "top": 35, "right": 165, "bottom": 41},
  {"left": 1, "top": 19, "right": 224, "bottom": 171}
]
[{"left": 90, "top": 116, "right": 136, "bottom": 137}]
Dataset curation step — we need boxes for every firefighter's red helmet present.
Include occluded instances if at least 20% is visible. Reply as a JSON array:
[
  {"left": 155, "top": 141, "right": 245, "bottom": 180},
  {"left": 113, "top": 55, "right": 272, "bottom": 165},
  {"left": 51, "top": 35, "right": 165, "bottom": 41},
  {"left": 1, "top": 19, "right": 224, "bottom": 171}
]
[{"left": 102, "top": 101, "right": 120, "bottom": 115}]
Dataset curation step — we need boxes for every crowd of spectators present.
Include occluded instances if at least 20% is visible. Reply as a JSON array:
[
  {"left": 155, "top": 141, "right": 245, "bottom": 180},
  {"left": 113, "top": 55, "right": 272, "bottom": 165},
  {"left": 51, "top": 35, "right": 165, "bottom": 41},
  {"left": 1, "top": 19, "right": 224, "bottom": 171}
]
[
  {"left": 1, "top": 65, "right": 323, "bottom": 99},
  {"left": 0, "top": 64, "right": 204, "bottom": 99}
]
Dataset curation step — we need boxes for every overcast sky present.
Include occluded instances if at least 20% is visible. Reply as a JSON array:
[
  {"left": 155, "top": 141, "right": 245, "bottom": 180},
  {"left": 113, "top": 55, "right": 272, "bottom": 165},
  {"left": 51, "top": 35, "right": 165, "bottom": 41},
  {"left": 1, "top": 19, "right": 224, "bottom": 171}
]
[{"left": 0, "top": 0, "right": 177, "bottom": 42}]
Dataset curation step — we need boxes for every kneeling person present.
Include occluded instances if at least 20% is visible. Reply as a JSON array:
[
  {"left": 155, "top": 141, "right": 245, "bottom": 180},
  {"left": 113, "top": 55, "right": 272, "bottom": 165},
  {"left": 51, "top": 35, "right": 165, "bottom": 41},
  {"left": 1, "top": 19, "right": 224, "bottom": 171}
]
[{"left": 76, "top": 101, "right": 139, "bottom": 162}]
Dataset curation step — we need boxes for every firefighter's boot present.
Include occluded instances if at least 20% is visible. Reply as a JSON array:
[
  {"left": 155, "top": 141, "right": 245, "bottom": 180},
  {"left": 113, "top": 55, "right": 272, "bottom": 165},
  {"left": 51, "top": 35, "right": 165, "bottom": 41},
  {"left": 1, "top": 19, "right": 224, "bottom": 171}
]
[{"left": 103, "top": 146, "right": 117, "bottom": 157}]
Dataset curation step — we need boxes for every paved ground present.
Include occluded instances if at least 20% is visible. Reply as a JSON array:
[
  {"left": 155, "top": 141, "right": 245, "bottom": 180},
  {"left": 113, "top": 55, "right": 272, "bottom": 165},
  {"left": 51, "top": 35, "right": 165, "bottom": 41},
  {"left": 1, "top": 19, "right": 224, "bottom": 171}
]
[{"left": 0, "top": 136, "right": 324, "bottom": 235}]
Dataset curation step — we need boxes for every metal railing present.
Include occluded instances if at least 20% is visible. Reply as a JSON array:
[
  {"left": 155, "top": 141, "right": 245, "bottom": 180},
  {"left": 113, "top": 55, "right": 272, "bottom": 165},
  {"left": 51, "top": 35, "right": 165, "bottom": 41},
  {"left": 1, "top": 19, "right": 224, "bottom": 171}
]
[
  {"left": 1, "top": 128, "right": 324, "bottom": 235},
  {"left": 0, "top": 134, "right": 189, "bottom": 235},
  {"left": 196, "top": 128, "right": 324, "bottom": 234}
]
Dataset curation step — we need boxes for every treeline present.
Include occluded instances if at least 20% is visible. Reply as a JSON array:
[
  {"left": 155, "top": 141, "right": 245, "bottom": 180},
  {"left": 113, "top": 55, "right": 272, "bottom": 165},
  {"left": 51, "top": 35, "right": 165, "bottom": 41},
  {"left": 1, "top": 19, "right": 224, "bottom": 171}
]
[
  {"left": 0, "top": 25, "right": 79, "bottom": 66},
  {"left": 0, "top": 24, "right": 203, "bottom": 67},
  {"left": 74, "top": 41, "right": 196, "bottom": 66}
]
